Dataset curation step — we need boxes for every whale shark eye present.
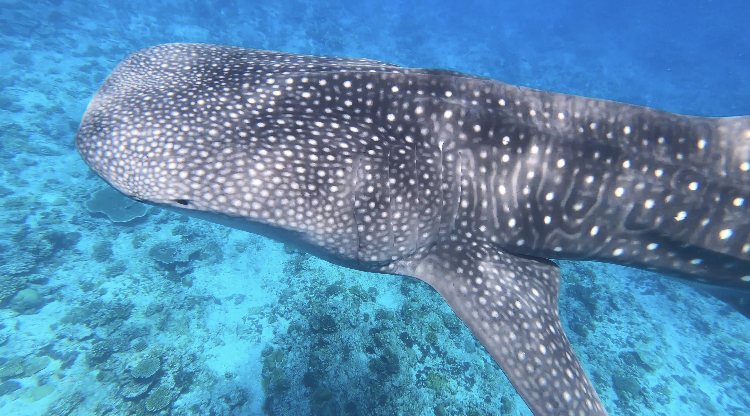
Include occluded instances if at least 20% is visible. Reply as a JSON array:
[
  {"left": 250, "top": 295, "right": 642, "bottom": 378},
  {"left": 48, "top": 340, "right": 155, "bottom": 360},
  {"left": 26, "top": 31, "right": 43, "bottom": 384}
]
[{"left": 174, "top": 199, "right": 190, "bottom": 206}]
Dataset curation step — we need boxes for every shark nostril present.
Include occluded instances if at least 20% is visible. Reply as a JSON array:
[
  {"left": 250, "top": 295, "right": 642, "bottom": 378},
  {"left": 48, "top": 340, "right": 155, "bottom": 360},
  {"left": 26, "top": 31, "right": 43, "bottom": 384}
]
[{"left": 174, "top": 199, "right": 190, "bottom": 206}]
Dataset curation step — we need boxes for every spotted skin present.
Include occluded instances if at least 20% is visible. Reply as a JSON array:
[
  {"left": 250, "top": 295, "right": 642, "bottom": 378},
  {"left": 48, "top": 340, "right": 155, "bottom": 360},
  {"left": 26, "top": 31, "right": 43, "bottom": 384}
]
[{"left": 75, "top": 44, "right": 750, "bottom": 416}]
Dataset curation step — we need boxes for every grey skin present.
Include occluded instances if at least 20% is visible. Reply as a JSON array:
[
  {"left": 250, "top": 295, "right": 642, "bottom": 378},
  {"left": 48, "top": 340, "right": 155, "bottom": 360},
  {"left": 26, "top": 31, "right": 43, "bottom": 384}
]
[{"left": 75, "top": 44, "right": 750, "bottom": 416}]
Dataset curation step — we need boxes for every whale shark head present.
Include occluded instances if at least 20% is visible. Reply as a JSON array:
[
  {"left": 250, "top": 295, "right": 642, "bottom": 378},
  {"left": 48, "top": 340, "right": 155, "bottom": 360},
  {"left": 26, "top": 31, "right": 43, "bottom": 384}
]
[
  {"left": 76, "top": 43, "right": 750, "bottom": 416},
  {"left": 76, "top": 44, "right": 450, "bottom": 268}
]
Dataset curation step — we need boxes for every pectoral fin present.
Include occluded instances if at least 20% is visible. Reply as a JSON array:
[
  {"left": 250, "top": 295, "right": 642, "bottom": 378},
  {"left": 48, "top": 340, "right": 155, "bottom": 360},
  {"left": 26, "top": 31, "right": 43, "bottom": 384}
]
[{"left": 393, "top": 241, "right": 607, "bottom": 416}]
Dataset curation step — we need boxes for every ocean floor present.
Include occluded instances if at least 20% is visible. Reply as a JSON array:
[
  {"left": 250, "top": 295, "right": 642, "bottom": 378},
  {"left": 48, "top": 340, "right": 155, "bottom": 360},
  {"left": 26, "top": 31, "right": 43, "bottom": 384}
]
[
  {"left": 1, "top": 204, "right": 749, "bottom": 416},
  {"left": 1, "top": 0, "right": 749, "bottom": 415}
]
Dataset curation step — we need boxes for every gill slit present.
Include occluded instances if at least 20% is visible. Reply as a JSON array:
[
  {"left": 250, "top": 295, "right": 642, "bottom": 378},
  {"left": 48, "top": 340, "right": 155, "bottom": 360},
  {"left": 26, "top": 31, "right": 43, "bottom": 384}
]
[
  {"left": 413, "top": 140, "right": 420, "bottom": 255},
  {"left": 352, "top": 152, "right": 363, "bottom": 267}
]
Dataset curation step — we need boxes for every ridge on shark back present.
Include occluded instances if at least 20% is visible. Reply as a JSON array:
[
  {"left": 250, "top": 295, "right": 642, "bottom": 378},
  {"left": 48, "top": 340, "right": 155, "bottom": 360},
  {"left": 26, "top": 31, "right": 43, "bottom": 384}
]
[{"left": 75, "top": 43, "right": 750, "bottom": 416}]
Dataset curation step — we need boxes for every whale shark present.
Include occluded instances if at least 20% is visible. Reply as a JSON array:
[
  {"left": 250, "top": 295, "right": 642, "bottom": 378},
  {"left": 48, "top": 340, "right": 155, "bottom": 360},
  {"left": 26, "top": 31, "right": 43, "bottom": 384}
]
[{"left": 75, "top": 43, "right": 750, "bottom": 416}]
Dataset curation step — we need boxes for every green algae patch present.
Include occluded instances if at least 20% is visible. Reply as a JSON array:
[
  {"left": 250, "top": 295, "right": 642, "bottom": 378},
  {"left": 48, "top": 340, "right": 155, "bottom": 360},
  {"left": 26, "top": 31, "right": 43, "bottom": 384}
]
[
  {"left": 310, "top": 387, "right": 333, "bottom": 404},
  {"left": 10, "top": 288, "right": 43, "bottom": 313},
  {"left": 426, "top": 371, "right": 449, "bottom": 391},
  {"left": 261, "top": 346, "right": 290, "bottom": 394},
  {"left": 23, "top": 356, "right": 50, "bottom": 376},
  {"left": 27, "top": 384, "right": 55, "bottom": 402},
  {"left": 0, "top": 358, "right": 24, "bottom": 380}
]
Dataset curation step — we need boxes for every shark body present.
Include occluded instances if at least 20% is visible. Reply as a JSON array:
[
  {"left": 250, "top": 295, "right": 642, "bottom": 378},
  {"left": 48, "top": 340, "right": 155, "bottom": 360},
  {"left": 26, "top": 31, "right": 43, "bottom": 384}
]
[{"left": 75, "top": 44, "right": 750, "bottom": 415}]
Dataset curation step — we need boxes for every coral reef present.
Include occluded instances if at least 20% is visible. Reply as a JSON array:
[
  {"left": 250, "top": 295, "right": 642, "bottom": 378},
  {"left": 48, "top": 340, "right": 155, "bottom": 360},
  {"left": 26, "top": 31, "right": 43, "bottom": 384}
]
[
  {"left": 0, "top": 275, "right": 25, "bottom": 306},
  {"left": 131, "top": 356, "right": 160, "bottom": 379},
  {"left": 84, "top": 186, "right": 148, "bottom": 223},
  {"left": 144, "top": 385, "right": 171, "bottom": 412}
]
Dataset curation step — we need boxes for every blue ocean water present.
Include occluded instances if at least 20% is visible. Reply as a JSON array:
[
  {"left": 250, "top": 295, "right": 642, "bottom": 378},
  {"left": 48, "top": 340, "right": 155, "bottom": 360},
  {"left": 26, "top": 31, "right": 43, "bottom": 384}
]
[{"left": 0, "top": 0, "right": 749, "bottom": 415}]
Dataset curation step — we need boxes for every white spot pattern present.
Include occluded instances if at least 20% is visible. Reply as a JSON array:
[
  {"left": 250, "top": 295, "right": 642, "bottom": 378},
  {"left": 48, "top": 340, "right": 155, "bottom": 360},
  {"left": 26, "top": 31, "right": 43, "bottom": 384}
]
[{"left": 75, "top": 44, "right": 750, "bottom": 416}]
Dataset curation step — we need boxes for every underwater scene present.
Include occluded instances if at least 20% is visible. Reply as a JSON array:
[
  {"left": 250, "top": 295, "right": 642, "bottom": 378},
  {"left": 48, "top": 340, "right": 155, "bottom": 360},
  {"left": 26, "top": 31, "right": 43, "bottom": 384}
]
[{"left": 1, "top": 0, "right": 749, "bottom": 415}]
